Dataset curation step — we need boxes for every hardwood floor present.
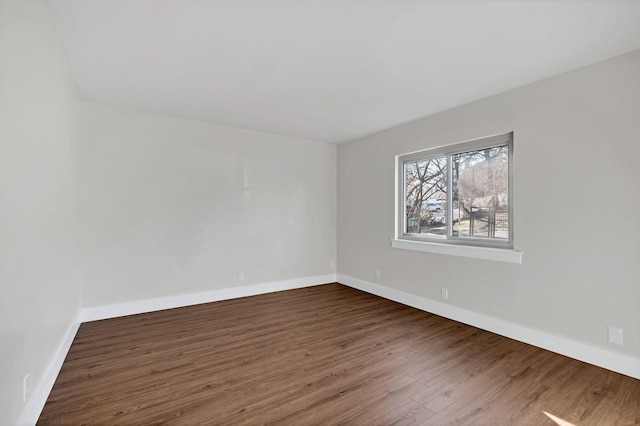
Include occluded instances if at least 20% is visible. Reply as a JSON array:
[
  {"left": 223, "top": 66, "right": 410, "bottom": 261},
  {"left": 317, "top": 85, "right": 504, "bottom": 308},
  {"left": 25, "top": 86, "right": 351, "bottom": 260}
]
[{"left": 39, "top": 284, "right": 640, "bottom": 425}]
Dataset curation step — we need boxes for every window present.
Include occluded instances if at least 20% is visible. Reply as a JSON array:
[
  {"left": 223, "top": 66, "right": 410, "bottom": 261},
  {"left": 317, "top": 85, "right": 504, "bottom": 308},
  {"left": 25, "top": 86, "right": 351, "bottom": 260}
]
[{"left": 394, "top": 133, "right": 520, "bottom": 262}]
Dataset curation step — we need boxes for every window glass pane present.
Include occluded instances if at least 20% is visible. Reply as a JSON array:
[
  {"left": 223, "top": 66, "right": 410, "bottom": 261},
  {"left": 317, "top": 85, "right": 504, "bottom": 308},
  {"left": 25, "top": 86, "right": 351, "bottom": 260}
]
[
  {"left": 451, "top": 145, "right": 509, "bottom": 240},
  {"left": 404, "top": 156, "right": 446, "bottom": 236}
]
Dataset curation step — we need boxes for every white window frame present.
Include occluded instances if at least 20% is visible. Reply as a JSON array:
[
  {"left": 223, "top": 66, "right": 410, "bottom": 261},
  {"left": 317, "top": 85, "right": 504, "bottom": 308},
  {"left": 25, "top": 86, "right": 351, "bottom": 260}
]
[{"left": 392, "top": 132, "right": 522, "bottom": 263}]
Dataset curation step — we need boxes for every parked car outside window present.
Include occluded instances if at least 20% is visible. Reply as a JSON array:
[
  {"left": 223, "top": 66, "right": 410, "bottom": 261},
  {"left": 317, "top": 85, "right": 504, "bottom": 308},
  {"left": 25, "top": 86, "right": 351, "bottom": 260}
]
[{"left": 426, "top": 202, "right": 442, "bottom": 212}]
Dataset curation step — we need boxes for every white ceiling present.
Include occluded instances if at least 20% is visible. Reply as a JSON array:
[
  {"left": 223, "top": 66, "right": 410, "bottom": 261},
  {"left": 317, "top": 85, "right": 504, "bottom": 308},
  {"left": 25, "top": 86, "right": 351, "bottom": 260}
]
[{"left": 45, "top": 0, "right": 640, "bottom": 143}]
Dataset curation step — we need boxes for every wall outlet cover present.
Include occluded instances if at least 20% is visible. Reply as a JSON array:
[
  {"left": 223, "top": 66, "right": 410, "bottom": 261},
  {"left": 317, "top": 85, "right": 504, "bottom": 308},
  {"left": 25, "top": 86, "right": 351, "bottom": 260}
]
[{"left": 608, "top": 326, "right": 623, "bottom": 345}]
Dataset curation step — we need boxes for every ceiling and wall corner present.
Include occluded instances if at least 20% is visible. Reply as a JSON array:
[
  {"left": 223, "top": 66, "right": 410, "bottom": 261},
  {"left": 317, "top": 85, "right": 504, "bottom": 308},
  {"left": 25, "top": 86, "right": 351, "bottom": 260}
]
[{"left": 44, "top": 0, "right": 640, "bottom": 143}]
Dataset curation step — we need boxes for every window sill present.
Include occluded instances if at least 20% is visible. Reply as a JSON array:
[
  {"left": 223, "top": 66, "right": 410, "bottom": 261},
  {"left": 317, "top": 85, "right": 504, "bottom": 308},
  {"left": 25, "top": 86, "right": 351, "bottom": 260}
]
[{"left": 391, "top": 239, "right": 523, "bottom": 263}]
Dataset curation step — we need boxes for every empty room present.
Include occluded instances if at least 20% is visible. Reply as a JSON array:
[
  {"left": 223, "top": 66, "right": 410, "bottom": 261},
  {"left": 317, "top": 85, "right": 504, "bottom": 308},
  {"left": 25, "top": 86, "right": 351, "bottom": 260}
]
[{"left": 2, "top": 0, "right": 640, "bottom": 424}]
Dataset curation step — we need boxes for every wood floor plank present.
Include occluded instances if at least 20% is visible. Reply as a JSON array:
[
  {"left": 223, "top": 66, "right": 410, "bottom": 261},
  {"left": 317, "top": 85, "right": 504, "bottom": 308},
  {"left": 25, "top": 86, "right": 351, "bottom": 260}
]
[{"left": 39, "top": 284, "right": 640, "bottom": 425}]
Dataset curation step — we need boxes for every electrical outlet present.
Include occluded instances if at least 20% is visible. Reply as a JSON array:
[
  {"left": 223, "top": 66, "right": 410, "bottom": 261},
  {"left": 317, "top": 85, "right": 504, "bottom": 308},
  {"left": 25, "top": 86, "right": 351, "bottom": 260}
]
[
  {"left": 238, "top": 272, "right": 244, "bottom": 282},
  {"left": 441, "top": 288, "right": 449, "bottom": 300},
  {"left": 375, "top": 270, "right": 381, "bottom": 280},
  {"left": 23, "top": 374, "right": 30, "bottom": 403},
  {"left": 608, "top": 326, "right": 623, "bottom": 345}
]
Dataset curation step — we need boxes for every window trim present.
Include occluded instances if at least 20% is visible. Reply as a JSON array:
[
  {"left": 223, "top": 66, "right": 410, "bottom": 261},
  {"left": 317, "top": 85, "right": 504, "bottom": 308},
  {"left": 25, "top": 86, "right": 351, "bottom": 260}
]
[
  {"left": 390, "top": 238, "right": 523, "bottom": 263},
  {"left": 394, "top": 132, "right": 521, "bottom": 262}
]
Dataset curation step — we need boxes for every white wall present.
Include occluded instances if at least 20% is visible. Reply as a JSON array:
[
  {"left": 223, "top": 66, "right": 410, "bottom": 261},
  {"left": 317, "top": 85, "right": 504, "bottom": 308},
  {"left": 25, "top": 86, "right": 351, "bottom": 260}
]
[
  {"left": 338, "top": 50, "right": 640, "bottom": 360},
  {"left": 0, "top": 0, "right": 81, "bottom": 424},
  {"left": 79, "top": 102, "right": 336, "bottom": 308}
]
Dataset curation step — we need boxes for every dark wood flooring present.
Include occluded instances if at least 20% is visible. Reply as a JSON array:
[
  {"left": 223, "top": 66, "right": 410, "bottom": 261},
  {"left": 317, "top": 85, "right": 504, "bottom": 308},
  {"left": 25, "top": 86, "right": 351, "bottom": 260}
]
[{"left": 39, "top": 284, "right": 640, "bottom": 425}]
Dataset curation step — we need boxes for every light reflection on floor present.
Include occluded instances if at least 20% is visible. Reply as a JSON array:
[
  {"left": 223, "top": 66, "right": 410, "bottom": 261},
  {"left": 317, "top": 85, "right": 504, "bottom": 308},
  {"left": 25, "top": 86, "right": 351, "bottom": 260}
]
[{"left": 544, "top": 411, "right": 577, "bottom": 426}]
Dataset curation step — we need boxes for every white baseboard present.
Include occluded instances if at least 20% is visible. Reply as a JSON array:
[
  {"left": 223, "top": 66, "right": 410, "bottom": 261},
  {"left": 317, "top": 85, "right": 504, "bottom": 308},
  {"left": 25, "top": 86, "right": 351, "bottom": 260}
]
[
  {"left": 80, "top": 274, "right": 337, "bottom": 323},
  {"left": 22, "top": 272, "right": 635, "bottom": 426},
  {"left": 337, "top": 273, "right": 640, "bottom": 380},
  {"left": 21, "top": 274, "right": 336, "bottom": 425},
  {"left": 18, "top": 320, "right": 81, "bottom": 426}
]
